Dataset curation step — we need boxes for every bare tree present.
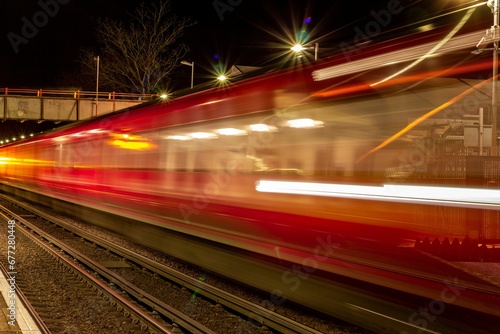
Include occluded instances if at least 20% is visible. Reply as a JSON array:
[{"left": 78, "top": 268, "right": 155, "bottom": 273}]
[{"left": 81, "top": 1, "right": 193, "bottom": 94}]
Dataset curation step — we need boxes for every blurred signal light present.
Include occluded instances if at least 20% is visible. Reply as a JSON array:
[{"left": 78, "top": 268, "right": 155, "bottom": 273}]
[{"left": 108, "top": 133, "right": 156, "bottom": 150}]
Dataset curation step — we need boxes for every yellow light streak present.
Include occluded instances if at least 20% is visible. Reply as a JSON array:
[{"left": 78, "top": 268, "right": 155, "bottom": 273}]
[{"left": 109, "top": 140, "right": 153, "bottom": 150}]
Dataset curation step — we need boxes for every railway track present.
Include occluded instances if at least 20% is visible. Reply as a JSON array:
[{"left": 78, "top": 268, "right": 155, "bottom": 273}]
[
  {"left": 0, "top": 207, "right": 170, "bottom": 333},
  {"left": 0, "top": 203, "right": 244, "bottom": 333},
  {"left": 0, "top": 195, "right": 363, "bottom": 334}
]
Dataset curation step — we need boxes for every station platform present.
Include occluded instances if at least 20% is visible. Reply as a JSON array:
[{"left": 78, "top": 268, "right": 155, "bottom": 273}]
[
  {"left": 453, "top": 261, "right": 500, "bottom": 287},
  {"left": 0, "top": 267, "right": 42, "bottom": 334}
]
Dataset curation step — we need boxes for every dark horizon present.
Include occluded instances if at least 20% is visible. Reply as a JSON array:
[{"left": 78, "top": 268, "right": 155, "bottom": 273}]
[{"left": 0, "top": 0, "right": 476, "bottom": 90}]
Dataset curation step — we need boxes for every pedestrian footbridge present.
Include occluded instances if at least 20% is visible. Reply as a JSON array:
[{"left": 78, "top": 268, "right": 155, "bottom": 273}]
[{"left": 1, "top": 88, "right": 156, "bottom": 122}]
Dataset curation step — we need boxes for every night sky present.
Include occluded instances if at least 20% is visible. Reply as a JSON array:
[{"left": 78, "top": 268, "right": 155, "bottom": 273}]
[
  {"left": 0, "top": 0, "right": 490, "bottom": 138},
  {"left": 0, "top": 0, "right": 478, "bottom": 88}
]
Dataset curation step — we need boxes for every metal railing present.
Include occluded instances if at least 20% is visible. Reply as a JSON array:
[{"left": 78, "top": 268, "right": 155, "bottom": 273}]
[{"left": 1, "top": 87, "right": 158, "bottom": 100}]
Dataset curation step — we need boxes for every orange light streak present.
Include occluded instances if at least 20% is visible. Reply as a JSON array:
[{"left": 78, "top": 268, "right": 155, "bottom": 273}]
[{"left": 313, "top": 61, "right": 492, "bottom": 99}]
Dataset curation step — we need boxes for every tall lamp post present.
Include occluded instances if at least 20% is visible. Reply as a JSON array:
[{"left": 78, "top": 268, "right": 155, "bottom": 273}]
[
  {"left": 181, "top": 60, "right": 194, "bottom": 89},
  {"left": 490, "top": 0, "right": 499, "bottom": 156},
  {"left": 94, "top": 56, "right": 100, "bottom": 117}
]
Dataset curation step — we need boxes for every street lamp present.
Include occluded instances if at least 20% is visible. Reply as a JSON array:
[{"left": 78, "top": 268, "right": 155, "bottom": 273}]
[
  {"left": 181, "top": 60, "right": 194, "bottom": 89},
  {"left": 94, "top": 55, "right": 99, "bottom": 117},
  {"left": 290, "top": 42, "right": 319, "bottom": 60}
]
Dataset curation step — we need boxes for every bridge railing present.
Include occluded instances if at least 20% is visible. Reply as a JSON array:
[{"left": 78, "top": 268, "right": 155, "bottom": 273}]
[
  {"left": 1, "top": 87, "right": 158, "bottom": 100},
  {"left": 1, "top": 88, "right": 158, "bottom": 121}
]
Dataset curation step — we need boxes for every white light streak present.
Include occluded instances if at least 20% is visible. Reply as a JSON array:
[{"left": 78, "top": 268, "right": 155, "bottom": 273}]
[
  {"left": 189, "top": 132, "right": 218, "bottom": 139},
  {"left": 370, "top": 7, "right": 476, "bottom": 87},
  {"left": 256, "top": 180, "right": 500, "bottom": 209},
  {"left": 88, "top": 128, "right": 107, "bottom": 134},
  {"left": 311, "top": 30, "right": 485, "bottom": 82},
  {"left": 216, "top": 128, "right": 248, "bottom": 136}
]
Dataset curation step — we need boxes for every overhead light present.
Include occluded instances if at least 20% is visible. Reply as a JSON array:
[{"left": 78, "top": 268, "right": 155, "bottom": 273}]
[
  {"left": 190, "top": 132, "right": 218, "bottom": 139},
  {"left": 166, "top": 135, "right": 191, "bottom": 141},
  {"left": 285, "top": 118, "right": 323, "bottom": 128},
  {"left": 291, "top": 44, "right": 306, "bottom": 52},
  {"left": 216, "top": 128, "right": 248, "bottom": 136},
  {"left": 249, "top": 124, "right": 278, "bottom": 132},
  {"left": 291, "top": 42, "right": 319, "bottom": 60}
]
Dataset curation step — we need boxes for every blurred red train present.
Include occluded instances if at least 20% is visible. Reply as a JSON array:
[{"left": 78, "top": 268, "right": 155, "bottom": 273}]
[{"left": 1, "top": 6, "right": 500, "bottom": 331}]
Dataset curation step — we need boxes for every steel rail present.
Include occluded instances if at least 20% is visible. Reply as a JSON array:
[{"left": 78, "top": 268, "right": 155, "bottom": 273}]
[
  {"left": 0, "top": 206, "right": 177, "bottom": 334},
  {"left": 4, "top": 195, "right": 325, "bottom": 334}
]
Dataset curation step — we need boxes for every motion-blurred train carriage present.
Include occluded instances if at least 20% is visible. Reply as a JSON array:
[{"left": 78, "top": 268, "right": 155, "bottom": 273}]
[{"left": 2, "top": 26, "right": 499, "bottom": 246}]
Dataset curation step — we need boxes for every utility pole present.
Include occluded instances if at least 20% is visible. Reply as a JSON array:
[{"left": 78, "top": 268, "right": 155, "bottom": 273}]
[
  {"left": 476, "top": 0, "right": 500, "bottom": 155},
  {"left": 490, "top": 0, "right": 499, "bottom": 155},
  {"left": 94, "top": 56, "right": 100, "bottom": 116}
]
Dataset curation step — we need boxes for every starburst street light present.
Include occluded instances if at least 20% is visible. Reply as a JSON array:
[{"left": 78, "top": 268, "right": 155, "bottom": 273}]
[{"left": 291, "top": 42, "right": 319, "bottom": 60}]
